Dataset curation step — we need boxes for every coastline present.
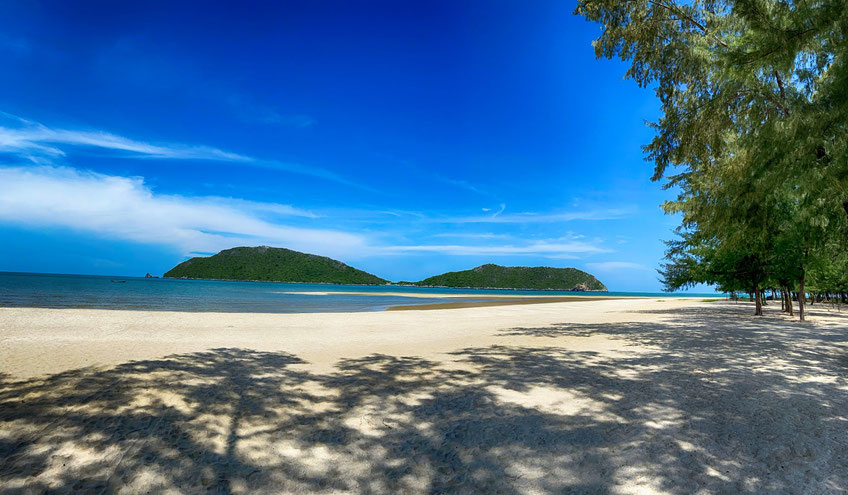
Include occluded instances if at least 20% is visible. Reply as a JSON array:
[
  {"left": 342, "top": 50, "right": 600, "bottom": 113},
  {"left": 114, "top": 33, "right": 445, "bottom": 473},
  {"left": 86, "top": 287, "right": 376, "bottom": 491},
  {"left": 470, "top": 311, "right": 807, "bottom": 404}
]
[
  {"left": 165, "top": 275, "right": 611, "bottom": 292},
  {"left": 282, "top": 290, "right": 720, "bottom": 310},
  {"left": 279, "top": 290, "right": 628, "bottom": 299},
  {"left": 1, "top": 298, "right": 694, "bottom": 379},
  {"left": 388, "top": 296, "right": 625, "bottom": 310},
  {"left": 0, "top": 272, "right": 721, "bottom": 313}
]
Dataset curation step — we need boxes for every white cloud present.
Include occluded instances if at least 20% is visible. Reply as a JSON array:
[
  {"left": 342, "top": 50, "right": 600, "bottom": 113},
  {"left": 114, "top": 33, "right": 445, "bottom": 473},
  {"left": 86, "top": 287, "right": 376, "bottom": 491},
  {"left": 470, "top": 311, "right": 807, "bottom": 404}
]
[
  {"left": 0, "top": 114, "right": 618, "bottom": 264},
  {"left": 585, "top": 261, "right": 652, "bottom": 271},
  {"left": 0, "top": 165, "right": 366, "bottom": 258},
  {"left": 0, "top": 164, "right": 615, "bottom": 264}
]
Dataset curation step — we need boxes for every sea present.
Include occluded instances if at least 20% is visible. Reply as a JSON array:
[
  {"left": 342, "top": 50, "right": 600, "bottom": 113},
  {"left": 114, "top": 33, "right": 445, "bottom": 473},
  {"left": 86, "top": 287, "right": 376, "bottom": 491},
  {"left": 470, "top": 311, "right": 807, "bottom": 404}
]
[{"left": 0, "top": 272, "right": 721, "bottom": 313}]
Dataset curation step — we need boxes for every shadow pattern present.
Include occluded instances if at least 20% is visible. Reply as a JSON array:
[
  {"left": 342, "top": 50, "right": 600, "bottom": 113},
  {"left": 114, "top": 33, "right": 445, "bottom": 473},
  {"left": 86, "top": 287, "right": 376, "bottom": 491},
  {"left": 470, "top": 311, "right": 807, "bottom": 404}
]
[{"left": 1, "top": 303, "right": 847, "bottom": 494}]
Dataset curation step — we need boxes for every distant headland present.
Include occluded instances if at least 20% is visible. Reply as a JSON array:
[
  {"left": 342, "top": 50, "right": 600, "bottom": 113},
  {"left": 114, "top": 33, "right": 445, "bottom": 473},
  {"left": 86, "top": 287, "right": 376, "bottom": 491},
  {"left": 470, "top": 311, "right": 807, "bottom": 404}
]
[
  {"left": 399, "top": 263, "right": 607, "bottom": 292},
  {"left": 163, "top": 246, "right": 388, "bottom": 285},
  {"left": 162, "top": 246, "right": 608, "bottom": 291}
]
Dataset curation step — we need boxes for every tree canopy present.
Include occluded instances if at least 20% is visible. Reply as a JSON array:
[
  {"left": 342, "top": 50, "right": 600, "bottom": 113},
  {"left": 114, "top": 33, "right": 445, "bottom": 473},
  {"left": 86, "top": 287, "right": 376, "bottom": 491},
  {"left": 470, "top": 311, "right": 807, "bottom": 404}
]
[
  {"left": 576, "top": 0, "right": 848, "bottom": 318},
  {"left": 407, "top": 264, "right": 607, "bottom": 291},
  {"left": 164, "top": 246, "right": 388, "bottom": 285}
]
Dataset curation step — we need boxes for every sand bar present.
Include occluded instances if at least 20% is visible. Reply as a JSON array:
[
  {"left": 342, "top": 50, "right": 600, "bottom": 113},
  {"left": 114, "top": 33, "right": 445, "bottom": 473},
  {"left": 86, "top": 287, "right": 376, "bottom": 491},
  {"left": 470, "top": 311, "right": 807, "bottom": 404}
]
[{"left": 1, "top": 299, "right": 847, "bottom": 493}]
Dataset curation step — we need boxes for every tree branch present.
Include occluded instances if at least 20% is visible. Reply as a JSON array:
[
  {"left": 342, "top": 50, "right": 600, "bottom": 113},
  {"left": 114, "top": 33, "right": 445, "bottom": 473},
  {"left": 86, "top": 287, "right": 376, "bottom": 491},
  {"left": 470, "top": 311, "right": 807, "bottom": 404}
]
[
  {"left": 773, "top": 69, "right": 791, "bottom": 116},
  {"left": 648, "top": 0, "right": 729, "bottom": 48}
]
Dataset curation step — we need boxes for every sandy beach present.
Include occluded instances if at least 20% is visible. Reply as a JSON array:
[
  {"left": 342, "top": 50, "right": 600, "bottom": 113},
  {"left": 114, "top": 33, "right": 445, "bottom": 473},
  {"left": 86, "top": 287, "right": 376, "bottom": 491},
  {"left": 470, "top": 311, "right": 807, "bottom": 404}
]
[{"left": 1, "top": 298, "right": 847, "bottom": 494}]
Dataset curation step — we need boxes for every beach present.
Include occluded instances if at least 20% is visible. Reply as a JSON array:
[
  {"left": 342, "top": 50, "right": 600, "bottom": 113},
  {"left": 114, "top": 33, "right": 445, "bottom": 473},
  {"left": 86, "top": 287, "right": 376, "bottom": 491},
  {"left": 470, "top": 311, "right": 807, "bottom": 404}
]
[{"left": 2, "top": 298, "right": 847, "bottom": 493}]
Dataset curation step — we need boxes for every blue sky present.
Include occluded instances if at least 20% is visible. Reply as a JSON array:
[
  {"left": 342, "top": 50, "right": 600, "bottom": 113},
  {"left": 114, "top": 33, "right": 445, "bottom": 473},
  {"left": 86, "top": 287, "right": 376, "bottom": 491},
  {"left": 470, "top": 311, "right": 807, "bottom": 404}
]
[{"left": 0, "top": 1, "right": 706, "bottom": 292}]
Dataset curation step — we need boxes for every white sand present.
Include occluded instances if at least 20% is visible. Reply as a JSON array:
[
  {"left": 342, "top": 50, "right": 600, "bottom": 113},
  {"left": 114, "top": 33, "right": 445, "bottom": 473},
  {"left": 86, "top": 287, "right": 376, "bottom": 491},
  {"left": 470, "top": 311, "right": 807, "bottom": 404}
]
[{"left": 1, "top": 298, "right": 847, "bottom": 494}]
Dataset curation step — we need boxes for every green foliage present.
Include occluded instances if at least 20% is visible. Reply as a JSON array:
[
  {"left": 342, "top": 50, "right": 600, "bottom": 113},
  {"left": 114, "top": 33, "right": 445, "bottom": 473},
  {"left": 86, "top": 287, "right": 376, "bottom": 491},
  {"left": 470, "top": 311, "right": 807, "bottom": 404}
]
[
  {"left": 409, "top": 264, "right": 607, "bottom": 291},
  {"left": 163, "top": 246, "right": 388, "bottom": 285},
  {"left": 577, "top": 0, "right": 848, "bottom": 316}
]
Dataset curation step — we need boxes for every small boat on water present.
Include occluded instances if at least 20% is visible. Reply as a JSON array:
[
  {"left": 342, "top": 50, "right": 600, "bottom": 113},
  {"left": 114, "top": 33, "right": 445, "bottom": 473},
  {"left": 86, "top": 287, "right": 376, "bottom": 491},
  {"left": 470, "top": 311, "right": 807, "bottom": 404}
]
[{"left": 110, "top": 280, "right": 127, "bottom": 283}]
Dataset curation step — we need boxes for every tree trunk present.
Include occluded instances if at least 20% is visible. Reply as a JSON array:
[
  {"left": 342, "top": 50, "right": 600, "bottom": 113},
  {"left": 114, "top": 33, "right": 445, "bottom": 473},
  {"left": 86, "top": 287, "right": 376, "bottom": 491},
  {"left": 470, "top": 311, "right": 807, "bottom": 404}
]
[
  {"left": 799, "top": 272, "right": 807, "bottom": 321},
  {"left": 799, "top": 248, "right": 809, "bottom": 322},
  {"left": 754, "top": 283, "right": 763, "bottom": 316},
  {"left": 784, "top": 288, "right": 790, "bottom": 313},
  {"left": 786, "top": 286, "right": 794, "bottom": 316},
  {"left": 780, "top": 289, "right": 785, "bottom": 312}
]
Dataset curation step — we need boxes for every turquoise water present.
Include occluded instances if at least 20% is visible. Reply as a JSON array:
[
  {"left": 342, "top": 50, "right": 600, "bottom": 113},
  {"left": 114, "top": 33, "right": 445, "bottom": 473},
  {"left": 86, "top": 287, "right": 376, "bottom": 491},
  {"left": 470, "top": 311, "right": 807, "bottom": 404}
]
[{"left": 0, "top": 272, "right": 720, "bottom": 313}]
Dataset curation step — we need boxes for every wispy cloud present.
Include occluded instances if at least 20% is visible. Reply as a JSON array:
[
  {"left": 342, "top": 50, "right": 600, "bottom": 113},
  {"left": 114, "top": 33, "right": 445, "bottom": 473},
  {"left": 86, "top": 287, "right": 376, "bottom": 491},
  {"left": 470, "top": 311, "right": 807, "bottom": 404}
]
[
  {"left": 585, "top": 261, "right": 651, "bottom": 271},
  {"left": 0, "top": 165, "right": 366, "bottom": 258},
  {"left": 429, "top": 207, "right": 632, "bottom": 224},
  {"left": 193, "top": 197, "right": 319, "bottom": 219},
  {"left": 0, "top": 113, "right": 250, "bottom": 162},
  {"left": 432, "top": 174, "right": 486, "bottom": 195},
  {"left": 0, "top": 112, "right": 366, "bottom": 187},
  {"left": 389, "top": 156, "right": 490, "bottom": 197},
  {"left": 381, "top": 236, "right": 609, "bottom": 257},
  {"left": 252, "top": 159, "right": 371, "bottom": 189}
]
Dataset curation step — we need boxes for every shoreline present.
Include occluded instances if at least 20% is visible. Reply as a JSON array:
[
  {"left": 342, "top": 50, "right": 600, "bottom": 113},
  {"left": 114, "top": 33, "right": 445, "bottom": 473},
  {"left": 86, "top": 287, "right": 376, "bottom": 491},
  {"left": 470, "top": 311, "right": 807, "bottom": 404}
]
[
  {"left": 0, "top": 294, "right": 721, "bottom": 314},
  {"left": 280, "top": 290, "right": 627, "bottom": 299},
  {"left": 388, "top": 296, "right": 632, "bottom": 310},
  {"left": 0, "top": 298, "right": 696, "bottom": 379}
]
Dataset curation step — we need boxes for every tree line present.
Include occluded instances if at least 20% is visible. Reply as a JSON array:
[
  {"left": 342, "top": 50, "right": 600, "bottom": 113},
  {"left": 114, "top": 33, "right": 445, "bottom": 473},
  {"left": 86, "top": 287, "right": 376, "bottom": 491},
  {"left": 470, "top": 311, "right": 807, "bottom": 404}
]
[{"left": 576, "top": 0, "right": 847, "bottom": 320}]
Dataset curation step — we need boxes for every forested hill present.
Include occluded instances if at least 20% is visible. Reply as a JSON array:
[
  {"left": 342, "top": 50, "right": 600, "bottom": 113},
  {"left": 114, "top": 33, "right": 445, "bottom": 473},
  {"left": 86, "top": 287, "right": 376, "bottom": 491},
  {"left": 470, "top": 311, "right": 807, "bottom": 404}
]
[
  {"left": 163, "top": 246, "right": 388, "bottom": 285},
  {"left": 407, "top": 264, "right": 607, "bottom": 291}
]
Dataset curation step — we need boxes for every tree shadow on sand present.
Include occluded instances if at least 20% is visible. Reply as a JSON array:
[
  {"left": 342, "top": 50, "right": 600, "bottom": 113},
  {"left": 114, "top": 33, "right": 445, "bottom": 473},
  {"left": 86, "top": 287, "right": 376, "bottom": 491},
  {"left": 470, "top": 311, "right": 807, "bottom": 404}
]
[{"left": 1, "top": 303, "right": 847, "bottom": 494}]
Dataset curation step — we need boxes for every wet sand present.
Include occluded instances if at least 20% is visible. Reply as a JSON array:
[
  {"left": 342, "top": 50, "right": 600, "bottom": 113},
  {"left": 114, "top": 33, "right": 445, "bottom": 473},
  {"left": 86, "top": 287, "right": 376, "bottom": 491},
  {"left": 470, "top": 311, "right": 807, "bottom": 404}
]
[
  {"left": 1, "top": 299, "right": 847, "bottom": 494},
  {"left": 288, "top": 289, "right": 702, "bottom": 311},
  {"left": 282, "top": 290, "right": 621, "bottom": 299}
]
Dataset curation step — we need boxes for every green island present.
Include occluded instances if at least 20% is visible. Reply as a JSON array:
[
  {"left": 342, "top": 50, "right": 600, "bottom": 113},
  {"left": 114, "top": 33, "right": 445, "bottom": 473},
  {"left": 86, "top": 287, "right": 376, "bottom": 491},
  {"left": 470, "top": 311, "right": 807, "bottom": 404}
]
[
  {"left": 163, "top": 246, "right": 388, "bottom": 285},
  {"left": 163, "top": 248, "right": 607, "bottom": 290},
  {"left": 403, "top": 263, "right": 607, "bottom": 291}
]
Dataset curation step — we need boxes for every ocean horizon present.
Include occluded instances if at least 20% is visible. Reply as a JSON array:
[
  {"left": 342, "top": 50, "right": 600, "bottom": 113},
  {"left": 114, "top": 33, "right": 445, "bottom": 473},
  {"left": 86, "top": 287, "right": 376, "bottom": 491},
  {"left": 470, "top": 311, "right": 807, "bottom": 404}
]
[{"left": 0, "top": 271, "right": 721, "bottom": 313}]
